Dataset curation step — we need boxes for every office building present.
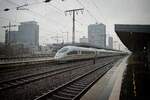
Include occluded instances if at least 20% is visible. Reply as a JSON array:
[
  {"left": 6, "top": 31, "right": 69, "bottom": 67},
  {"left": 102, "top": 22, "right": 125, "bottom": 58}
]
[
  {"left": 5, "top": 30, "right": 19, "bottom": 45},
  {"left": 88, "top": 23, "right": 106, "bottom": 48},
  {"left": 5, "top": 21, "right": 39, "bottom": 48},
  {"left": 18, "top": 21, "right": 39, "bottom": 47}
]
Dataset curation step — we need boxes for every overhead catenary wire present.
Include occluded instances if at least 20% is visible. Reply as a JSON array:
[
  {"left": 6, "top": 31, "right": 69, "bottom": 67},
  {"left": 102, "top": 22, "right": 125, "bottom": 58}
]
[
  {"left": 3, "top": 0, "right": 107, "bottom": 25},
  {"left": 89, "top": 0, "right": 108, "bottom": 24},
  {"left": 5, "top": 0, "right": 20, "bottom": 6},
  {"left": 47, "top": 3, "right": 86, "bottom": 26},
  {"left": 3, "top": 0, "right": 69, "bottom": 32},
  {"left": 76, "top": 0, "right": 99, "bottom": 23},
  {"left": 3, "top": 0, "right": 86, "bottom": 30},
  {"left": 3, "top": 0, "right": 84, "bottom": 32},
  {"left": 1, "top": 0, "right": 88, "bottom": 43},
  {"left": 0, "top": 1, "right": 67, "bottom": 42}
]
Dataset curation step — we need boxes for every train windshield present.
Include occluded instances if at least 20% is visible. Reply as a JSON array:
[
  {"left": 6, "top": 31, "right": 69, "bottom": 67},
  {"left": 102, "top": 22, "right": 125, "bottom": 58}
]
[
  {"left": 58, "top": 48, "right": 68, "bottom": 53},
  {"left": 67, "top": 50, "right": 78, "bottom": 55}
]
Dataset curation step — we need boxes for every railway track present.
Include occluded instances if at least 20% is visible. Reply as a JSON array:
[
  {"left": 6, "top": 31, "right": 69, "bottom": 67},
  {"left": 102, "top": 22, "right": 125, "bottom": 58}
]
[
  {"left": 0, "top": 59, "right": 55, "bottom": 74},
  {"left": 0, "top": 58, "right": 93, "bottom": 74},
  {"left": 0, "top": 56, "right": 123, "bottom": 100},
  {"left": 0, "top": 60, "right": 91, "bottom": 81},
  {"left": 34, "top": 61, "right": 116, "bottom": 100},
  {"left": 0, "top": 60, "right": 95, "bottom": 91}
]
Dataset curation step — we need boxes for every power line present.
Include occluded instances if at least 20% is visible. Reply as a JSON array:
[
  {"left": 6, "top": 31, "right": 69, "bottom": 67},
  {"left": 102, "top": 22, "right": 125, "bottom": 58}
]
[
  {"left": 2, "top": 0, "right": 72, "bottom": 31},
  {"left": 48, "top": 3, "right": 64, "bottom": 15},
  {"left": 48, "top": 2, "right": 85, "bottom": 26},
  {"left": 0, "top": 16, "right": 11, "bottom": 21},
  {"left": 76, "top": 0, "right": 99, "bottom": 23},
  {"left": 5, "top": 0, "right": 20, "bottom": 6},
  {"left": 28, "top": 9, "right": 64, "bottom": 27},
  {"left": 4, "top": 0, "right": 65, "bottom": 11},
  {"left": 47, "top": 3, "right": 85, "bottom": 27},
  {"left": 3, "top": 0, "right": 85, "bottom": 28},
  {"left": 1, "top": 0, "right": 71, "bottom": 44},
  {"left": 65, "top": 8, "right": 84, "bottom": 44},
  {"left": 4, "top": 0, "right": 68, "bottom": 31},
  {"left": 89, "top": 0, "right": 108, "bottom": 24},
  {"left": 2, "top": 0, "right": 86, "bottom": 41}
]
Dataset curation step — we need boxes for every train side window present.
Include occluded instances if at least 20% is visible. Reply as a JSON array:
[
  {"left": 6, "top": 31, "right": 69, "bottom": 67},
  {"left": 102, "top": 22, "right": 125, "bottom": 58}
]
[
  {"left": 81, "top": 51, "right": 94, "bottom": 54},
  {"left": 67, "top": 50, "right": 78, "bottom": 55},
  {"left": 81, "top": 51, "right": 88, "bottom": 54}
]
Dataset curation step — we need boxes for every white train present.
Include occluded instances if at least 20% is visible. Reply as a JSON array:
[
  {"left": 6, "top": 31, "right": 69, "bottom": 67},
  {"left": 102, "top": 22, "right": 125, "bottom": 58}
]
[{"left": 54, "top": 46, "right": 124, "bottom": 61}]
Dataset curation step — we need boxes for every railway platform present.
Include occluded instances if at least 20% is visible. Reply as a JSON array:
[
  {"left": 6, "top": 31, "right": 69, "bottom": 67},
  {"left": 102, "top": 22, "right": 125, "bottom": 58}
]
[
  {"left": 80, "top": 56, "right": 129, "bottom": 100},
  {"left": 0, "top": 57, "right": 54, "bottom": 65},
  {"left": 119, "top": 54, "right": 150, "bottom": 100},
  {"left": 0, "top": 57, "right": 53, "bottom": 64},
  {"left": 0, "top": 57, "right": 54, "bottom": 70}
]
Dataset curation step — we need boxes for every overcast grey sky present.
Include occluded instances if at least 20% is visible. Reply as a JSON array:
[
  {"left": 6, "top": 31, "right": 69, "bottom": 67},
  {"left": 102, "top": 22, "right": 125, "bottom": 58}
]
[{"left": 0, "top": 0, "right": 150, "bottom": 49}]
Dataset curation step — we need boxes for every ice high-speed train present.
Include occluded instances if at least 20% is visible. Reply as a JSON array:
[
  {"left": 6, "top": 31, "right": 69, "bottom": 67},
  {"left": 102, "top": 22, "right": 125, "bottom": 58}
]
[{"left": 54, "top": 46, "right": 125, "bottom": 61}]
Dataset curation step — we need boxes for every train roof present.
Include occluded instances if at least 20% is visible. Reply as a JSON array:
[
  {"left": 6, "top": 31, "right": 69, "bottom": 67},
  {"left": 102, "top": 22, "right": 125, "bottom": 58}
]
[
  {"left": 63, "top": 46, "right": 95, "bottom": 51},
  {"left": 61, "top": 46, "right": 119, "bottom": 53},
  {"left": 63, "top": 43, "right": 123, "bottom": 52}
]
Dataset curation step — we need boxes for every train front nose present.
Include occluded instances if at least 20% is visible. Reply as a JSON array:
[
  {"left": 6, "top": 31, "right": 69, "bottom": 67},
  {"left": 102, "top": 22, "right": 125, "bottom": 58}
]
[
  {"left": 54, "top": 53, "right": 64, "bottom": 60},
  {"left": 54, "top": 47, "right": 69, "bottom": 61}
]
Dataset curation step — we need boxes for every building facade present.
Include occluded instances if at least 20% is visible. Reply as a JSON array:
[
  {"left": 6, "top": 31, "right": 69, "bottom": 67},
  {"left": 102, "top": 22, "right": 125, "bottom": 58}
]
[
  {"left": 5, "top": 30, "right": 19, "bottom": 45},
  {"left": 80, "top": 36, "right": 88, "bottom": 43},
  {"left": 5, "top": 21, "right": 39, "bottom": 48},
  {"left": 18, "top": 21, "right": 39, "bottom": 48},
  {"left": 88, "top": 23, "right": 106, "bottom": 48},
  {"left": 108, "top": 36, "right": 113, "bottom": 49}
]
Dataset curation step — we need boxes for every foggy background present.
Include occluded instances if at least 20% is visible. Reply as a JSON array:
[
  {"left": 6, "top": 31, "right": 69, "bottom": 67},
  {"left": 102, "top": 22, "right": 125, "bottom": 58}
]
[{"left": 0, "top": 0, "right": 150, "bottom": 49}]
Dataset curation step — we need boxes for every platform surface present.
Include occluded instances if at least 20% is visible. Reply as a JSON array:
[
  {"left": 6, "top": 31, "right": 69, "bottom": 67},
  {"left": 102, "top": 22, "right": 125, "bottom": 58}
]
[{"left": 81, "top": 56, "right": 129, "bottom": 100}]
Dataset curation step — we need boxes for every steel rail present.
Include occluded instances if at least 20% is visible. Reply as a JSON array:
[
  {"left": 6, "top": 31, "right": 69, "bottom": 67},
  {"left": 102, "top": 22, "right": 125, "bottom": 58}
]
[
  {"left": 0, "top": 60, "right": 92, "bottom": 91},
  {"left": 34, "top": 60, "right": 117, "bottom": 100}
]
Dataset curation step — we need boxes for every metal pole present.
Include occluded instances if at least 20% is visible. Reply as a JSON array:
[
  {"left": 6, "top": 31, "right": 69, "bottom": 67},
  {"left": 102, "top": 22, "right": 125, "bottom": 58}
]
[
  {"left": 65, "top": 8, "right": 84, "bottom": 44},
  {"left": 67, "top": 32, "right": 68, "bottom": 43},
  {"left": 8, "top": 22, "right": 11, "bottom": 45},
  {"left": 57, "top": 33, "right": 58, "bottom": 44},
  {"left": 72, "top": 11, "right": 75, "bottom": 44}
]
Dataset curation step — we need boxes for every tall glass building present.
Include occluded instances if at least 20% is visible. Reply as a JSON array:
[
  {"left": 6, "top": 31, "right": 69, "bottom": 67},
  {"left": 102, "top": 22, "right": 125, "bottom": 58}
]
[
  {"left": 88, "top": 23, "right": 106, "bottom": 48},
  {"left": 5, "top": 21, "right": 39, "bottom": 48}
]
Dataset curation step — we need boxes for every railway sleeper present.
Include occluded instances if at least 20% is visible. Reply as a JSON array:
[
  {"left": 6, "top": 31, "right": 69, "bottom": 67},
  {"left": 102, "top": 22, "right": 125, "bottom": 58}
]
[
  {"left": 75, "top": 81, "right": 88, "bottom": 85},
  {"left": 77, "top": 80, "right": 91, "bottom": 85},
  {"left": 20, "top": 79, "right": 27, "bottom": 82},
  {"left": 70, "top": 84, "right": 85, "bottom": 89},
  {"left": 0, "top": 87, "right": 2, "bottom": 90},
  {"left": 1, "top": 83, "right": 10, "bottom": 88},
  {"left": 9, "top": 82, "right": 17, "bottom": 85},
  {"left": 52, "top": 94, "right": 72, "bottom": 100},
  {"left": 73, "top": 83, "right": 87, "bottom": 87},
  {"left": 15, "top": 80, "right": 24, "bottom": 83},
  {"left": 61, "top": 88, "right": 79, "bottom": 95},
  {"left": 65, "top": 87, "right": 82, "bottom": 92},
  {"left": 57, "top": 91, "right": 76, "bottom": 98},
  {"left": 66, "top": 86, "right": 83, "bottom": 91}
]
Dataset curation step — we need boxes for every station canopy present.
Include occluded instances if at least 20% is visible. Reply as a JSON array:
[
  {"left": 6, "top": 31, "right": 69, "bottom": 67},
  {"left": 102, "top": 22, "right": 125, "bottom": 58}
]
[{"left": 115, "top": 24, "right": 150, "bottom": 52}]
